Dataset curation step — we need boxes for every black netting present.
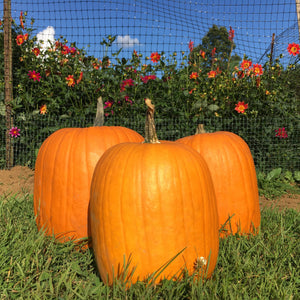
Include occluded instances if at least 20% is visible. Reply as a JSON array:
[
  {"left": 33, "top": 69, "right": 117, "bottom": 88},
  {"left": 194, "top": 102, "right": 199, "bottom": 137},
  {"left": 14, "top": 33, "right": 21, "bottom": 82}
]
[{"left": 6, "top": 0, "right": 299, "bottom": 64}]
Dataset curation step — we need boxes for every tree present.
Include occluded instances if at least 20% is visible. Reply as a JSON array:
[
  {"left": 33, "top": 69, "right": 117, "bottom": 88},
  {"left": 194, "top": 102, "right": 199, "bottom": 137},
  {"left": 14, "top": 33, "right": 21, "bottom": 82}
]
[{"left": 189, "top": 24, "right": 241, "bottom": 72}]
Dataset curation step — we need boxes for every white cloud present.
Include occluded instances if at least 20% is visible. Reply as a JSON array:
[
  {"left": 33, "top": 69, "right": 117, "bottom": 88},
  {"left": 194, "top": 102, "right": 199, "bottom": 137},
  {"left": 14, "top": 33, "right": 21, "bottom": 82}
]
[
  {"left": 36, "top": 26, "right": 55, "bottom": 50},
  {"left": 116, "top": 35, "right": 139, "bottom": 48}
]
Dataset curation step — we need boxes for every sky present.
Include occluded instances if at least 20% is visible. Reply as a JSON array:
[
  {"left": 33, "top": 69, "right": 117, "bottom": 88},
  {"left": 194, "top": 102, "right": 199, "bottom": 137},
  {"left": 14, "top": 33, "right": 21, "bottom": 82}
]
[{"left": 4, "top": 0, "right": 300, "bottom": 66}]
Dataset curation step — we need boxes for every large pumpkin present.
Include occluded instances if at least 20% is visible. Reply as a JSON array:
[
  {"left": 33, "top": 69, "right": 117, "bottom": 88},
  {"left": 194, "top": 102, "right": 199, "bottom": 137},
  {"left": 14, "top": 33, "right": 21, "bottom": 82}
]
[
  {"left": 34, "top": 98, "right": 144, "bottom": 243},
  {"left": 89, "top": 99, "right": 219, "bottom": 285},
  {"left": 177, "top": 124, "right": 261, "bottom": 236}
]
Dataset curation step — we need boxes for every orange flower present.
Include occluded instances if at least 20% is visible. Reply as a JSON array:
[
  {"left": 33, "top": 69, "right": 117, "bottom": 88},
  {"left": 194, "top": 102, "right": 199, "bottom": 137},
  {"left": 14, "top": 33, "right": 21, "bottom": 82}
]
[
  {"left": 211, "top": 47, "right": 216, "bottom": 57},
  {"left": 61, "top": 45, "right": 70, "bottom": 55},
  {"left": 190, "top": 72, "right": 199, "bottom": 79},
  {"left": 16, "top": 34, "right": 25, "bottom": 45},
  {"left": 235, "top": 101, "right": 248, "bottom": 114},
  {"left": 150, "top": 52, "right": 161, "bottom": 63},
  {"left": 76, "top": 71, "right": 83, "bottom": 84},
  {"left": 266, "top": 90, "right": 271, "bottom": 95},
  {"left": 60, "top": 58, "right": 69, "bottom": 65},
  {"left": 189, "top": 88, "right": 196, "bottom": 94},
  {"left": 208, "top": 70, "right": 217, "bottom": 78},
  {"left": 66, "top": 75, "right": 75, "bottom": 87},
  {"left": 237, "top": 70, "right": 245, "bottom": 79},
  {"left": 20, "top": 11, "right": 24, "bottom": 29},
  {"left": 252, "top": 64, "right": 263, "bottom": 76},
  {"left": 228, "top": 26, "right": 234, "bottom": 41},
  {"left": 39, "top": 104, "right": 47, "bottom": 115},
  {"left": 287, "top": 43, "right": 300, "bottom": 56},
  {"left": 256, "top": 77, "right": 261, "bottom": 87},
  {"left": 200, "top": 50, "right": 205, "bottom": 59},
  {"left": 24, "top": 33, "right": 29, "bottom": 41},
  {"left": 189, "top": 40, "right": 194, "bottom": 52},
  {"left": 240, "top": 59, "right": 252, "bottom": 70}
]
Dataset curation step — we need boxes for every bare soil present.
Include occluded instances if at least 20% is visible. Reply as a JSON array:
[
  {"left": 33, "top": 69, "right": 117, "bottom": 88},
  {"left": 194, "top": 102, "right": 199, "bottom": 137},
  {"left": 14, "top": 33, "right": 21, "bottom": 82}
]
[{"left": 0, "top": 166, "right": 299, "bottom": 211}]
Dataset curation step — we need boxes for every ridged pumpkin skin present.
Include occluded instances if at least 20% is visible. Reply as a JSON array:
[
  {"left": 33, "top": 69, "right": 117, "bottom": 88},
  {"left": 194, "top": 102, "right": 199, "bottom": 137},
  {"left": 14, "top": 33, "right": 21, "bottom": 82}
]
[
  {"left": 177, "top": 131, "right": 260, "bottom": 236},
  {"left": 34, "top": 126, "right": 143, "bottom": 242},
  {"left": 89, "top": 142, "right": 219, "bottom": 285}
]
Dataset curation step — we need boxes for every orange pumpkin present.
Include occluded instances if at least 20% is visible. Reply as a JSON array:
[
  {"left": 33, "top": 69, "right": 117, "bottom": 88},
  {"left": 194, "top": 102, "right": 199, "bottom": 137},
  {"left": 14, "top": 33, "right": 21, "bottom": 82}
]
[
  {"left": 89, "top": 99, "right": 219, "bottom": 285},
  {"left": 34, "top": 98, "right": 144, "bottom": 243},
  {"left": 177, "top": 124, "right": 261, "bottom": 236}
]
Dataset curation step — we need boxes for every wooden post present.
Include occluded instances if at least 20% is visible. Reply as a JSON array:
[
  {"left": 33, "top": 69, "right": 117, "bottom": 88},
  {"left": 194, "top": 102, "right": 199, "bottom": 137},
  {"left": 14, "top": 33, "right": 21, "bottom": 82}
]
[
  {"left": 4, "top": 0, "right": 13, "bottom": 169},
  {"left": 269, "top": 33, "right": 275, "bottom": 66},
  {"left": 296, "top": 0, "right": 300, "bottom": 40}
]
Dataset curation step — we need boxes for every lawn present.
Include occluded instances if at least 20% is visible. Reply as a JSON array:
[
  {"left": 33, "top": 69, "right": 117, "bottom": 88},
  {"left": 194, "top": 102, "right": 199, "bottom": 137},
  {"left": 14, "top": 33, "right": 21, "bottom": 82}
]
[{"left": 0, "top": 193, "right": 299, "bottom": 299}]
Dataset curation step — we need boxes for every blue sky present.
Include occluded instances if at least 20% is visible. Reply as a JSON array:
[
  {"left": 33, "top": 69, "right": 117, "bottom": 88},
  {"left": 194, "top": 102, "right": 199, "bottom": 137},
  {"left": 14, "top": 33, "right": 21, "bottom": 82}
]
[{"left": 5, "top": 0, "right": 300, "bottom": 66}]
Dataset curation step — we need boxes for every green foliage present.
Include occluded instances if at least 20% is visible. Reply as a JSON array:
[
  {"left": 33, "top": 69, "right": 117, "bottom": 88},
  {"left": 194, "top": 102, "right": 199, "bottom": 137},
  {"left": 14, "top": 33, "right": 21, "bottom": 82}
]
[
  {"left": 1, "top": 16, "right": 299, "bottom": 120},
  {"left": 189, "top": 24, "right": 241, "bottom": 72},
  {"left": 0, "top": 195, "right": 299, "bottom": 298},
  {"left": 257, "top": 168, "right": 300, "bottom": 199},
  {"left": 0, "top": 14, "right": 299, "bottom": 171}
]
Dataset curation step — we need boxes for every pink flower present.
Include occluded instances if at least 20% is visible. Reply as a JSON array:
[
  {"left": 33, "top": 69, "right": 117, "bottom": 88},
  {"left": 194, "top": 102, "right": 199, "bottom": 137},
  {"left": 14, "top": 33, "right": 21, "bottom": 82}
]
[
  {"left": 9, "top": 127, "right": 20, "bottom": 138},
  {"left": 275, "top": 127, "right": 288, "bottom": 138},
  {"left": 124, "top": 95, "right": 133, "bottom": 105},
  {"left": 120, "top": 78, "right": 134, "bottom": 91},
  {"left": 28, "top": 70, "right": 41, "bottom": 82},
  {"left": 61, "top": 45, "right": 70, "bottom": 55},
  {"left": 141, "top": 75, "right": 156, "bottom": 84},
  {"left": 104, "top": 100, "right": 113, "bottom": 109},
  {"left": 69, "top": 47, "right": 77, "bottom": 55}
]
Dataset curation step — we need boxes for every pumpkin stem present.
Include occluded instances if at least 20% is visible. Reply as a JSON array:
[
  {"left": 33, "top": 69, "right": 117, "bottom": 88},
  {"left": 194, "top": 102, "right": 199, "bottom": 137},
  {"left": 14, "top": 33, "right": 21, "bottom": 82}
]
[
  {"left": 93, "top": 96, "right": 104, "bottom": 126},
  {"left": 144, "top": 98, "right": 160, "bottom": 144},
  {"left": 195, "top": 124, "right": 206, "bottom": 134}
]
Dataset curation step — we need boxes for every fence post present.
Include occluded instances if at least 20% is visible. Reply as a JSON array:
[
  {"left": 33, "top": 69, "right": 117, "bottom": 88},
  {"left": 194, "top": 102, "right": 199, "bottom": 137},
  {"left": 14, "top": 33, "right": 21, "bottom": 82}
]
[
  {"left": 3, "top": 0, "right": 13, "bottom": 169},
  {"left": 296, "top": 0, "right": 300, "bottom": 40}
]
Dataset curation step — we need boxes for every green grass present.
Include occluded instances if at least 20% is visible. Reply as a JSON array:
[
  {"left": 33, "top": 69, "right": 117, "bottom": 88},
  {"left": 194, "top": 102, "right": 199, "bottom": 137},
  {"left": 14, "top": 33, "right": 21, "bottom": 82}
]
[{"left": 0, "top": 195, "right": 299, "bottom": 299}]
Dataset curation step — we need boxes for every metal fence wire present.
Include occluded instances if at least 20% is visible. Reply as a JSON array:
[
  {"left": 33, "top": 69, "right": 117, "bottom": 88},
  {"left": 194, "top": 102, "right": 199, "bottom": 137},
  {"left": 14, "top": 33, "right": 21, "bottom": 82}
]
[
  {"left": 3, "top": 0, "right": 300, "bottom": 66},
  {"left": 0, "top": 115, "right": 299, "bottom": 172},
  {"left": 1, "top": 0, "right": 300, "bottom": 171}
]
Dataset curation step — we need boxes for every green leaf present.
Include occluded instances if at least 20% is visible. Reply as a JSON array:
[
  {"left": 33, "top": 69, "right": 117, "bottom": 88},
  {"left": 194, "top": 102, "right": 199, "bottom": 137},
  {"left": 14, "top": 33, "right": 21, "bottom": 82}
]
[
  {"left": 294, "top": 171, "right": 300, "bottom": 182},
  {"left": 266, "top": 168, "right": 282, "bottom": 181},
  {"left": 193, "top": 100, "right": 207, "bottom": 109},
  {"left": 207, "top": 104, "right": 219, "bottom": 111},
  {"left": 0, "top": 101, "right": 5, "bottom": 116}
]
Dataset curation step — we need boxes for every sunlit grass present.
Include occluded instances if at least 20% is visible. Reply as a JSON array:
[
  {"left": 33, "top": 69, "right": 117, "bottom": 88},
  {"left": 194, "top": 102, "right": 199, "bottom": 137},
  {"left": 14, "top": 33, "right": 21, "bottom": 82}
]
[{"left": 0, "top": 194, "right": 299, "bottom": 299}]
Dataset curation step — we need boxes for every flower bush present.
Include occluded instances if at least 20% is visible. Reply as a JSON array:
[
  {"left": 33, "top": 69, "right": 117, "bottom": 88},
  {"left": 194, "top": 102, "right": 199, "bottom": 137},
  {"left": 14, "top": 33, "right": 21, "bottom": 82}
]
[
  {"left": 0, "top": 12, "right": 299, "bottom": 170},
  {"left": 1, "top": 12, "right": 299, "bottom": 122}
]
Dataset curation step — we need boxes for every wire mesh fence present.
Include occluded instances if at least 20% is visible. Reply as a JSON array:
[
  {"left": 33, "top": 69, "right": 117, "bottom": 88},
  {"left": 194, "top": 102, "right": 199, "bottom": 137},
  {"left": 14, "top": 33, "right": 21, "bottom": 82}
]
[
  {"left": 3, "top": 0, "right": 300, "bottom": 66},
  {"left": 1, "top": 1, "right": 300, "bottom": 171},
  {"left": 1, "top": 115, "right": 299, "bottom": 172}
]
